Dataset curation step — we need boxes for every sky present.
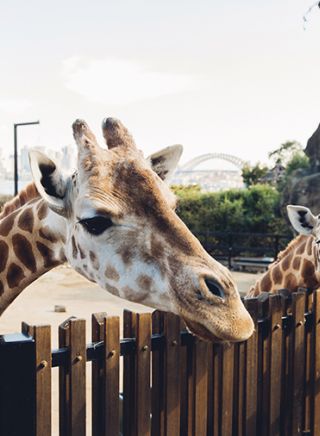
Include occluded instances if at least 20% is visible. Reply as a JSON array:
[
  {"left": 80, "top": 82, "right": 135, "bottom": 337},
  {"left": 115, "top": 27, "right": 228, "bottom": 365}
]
[{"left": 0, "top": 0, "right": 320, "bottom": 169}]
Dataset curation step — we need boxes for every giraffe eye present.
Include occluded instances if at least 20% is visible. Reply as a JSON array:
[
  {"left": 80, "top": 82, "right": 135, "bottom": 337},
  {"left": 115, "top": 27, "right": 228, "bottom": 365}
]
[{"left": 79, "top": 216, "right": 113, "bottom": 235}]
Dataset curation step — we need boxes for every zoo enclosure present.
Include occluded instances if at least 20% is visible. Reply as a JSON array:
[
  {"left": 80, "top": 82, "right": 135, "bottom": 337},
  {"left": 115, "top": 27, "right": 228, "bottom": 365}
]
[
  {"left": 197, "top": 231, "right": 290, "bottom": 269},
  {"left": 0, "top": 288, "right": 320, "bottom": 436}
]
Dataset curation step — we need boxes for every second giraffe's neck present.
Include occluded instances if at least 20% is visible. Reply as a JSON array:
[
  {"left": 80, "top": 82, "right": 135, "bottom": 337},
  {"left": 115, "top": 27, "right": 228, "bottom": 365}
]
[
  {"left": 0, "top": 198, "right": 67, "bottom": 315},
  {"left": 248, "top": 235, "right": 320, "bottom": 297}
]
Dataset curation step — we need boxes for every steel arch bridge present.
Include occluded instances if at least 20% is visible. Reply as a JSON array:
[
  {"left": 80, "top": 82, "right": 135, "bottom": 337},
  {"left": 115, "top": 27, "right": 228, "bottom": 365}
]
[{"left": 180, "top": 153, "right": 247, "bottom": 171}]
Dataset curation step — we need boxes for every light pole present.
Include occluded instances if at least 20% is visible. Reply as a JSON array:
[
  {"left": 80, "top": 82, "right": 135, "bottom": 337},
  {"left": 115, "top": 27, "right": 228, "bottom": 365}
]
[{"left": 14, "top": 121, "right": 40, "bottom": 195}]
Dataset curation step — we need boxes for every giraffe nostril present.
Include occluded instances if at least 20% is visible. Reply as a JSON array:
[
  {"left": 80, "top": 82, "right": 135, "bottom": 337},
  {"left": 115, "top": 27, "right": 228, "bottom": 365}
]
[{"left": 204, "top": 278, "right": 225, "bottom": 299}]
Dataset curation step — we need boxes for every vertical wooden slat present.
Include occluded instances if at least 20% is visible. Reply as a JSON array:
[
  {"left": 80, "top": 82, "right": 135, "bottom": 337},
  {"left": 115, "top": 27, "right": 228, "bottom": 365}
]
[
  {"left": 59, "top": 317, "right": 86, "bottom": 436},
  {"left": 187, "top": 337, "right": 209, "bottom": 436},
  {"left": 303, "top": 290, "right": 313, "bottom": 433},
  {"left": 220, "top": 343, "right": 234, "bottom": 436},
  {"left": 187, "top": 337, "right": 195, "bottom": 436},
  {"left": 34, "top": 325, "right": 52, "bottom": 436},
  {"left": 291, "top": 291, "right": 306, "bottom": 436},
  {"left": 207, "top": 343, "right": 214, "bottom": 436},
  {"left": 268, "top": 294, "right": 282, "bottom": 436},
  {"left": 135, "top": 313, "right": 152, "bottom": 436},
  {"left": 313, "top": 289, "right": 320, "bottom": 435},
  {"left": 22, "top": 323, "right": 52, "bottom": 436},
  {"left": 104, "top": 316, "right": 120, "bottom": 435},
  {"left": 244, "top": 298, "right": 259, "bottom": 436},
  {"left": 179, "top": 320, "right": 188, "bottom": 436},
  {"left": 152, "top": 311, "right": 165, "bottom": 436},
  {"left": 212, "top": 344, "right": 221, "bottom": 436},
  {"left": 280, "top": 291, "right": 293, "bottom": 436},
  {"left": 233, "top": 341, "right": 245, "bottom": 436},
  {"left": 257, "top": 295, "right": 270, "bottom": 436},
  {"left": 59, "top": 316, "right": 75, "bottom": 436},
  {"left": 123, "top": 310, "right": 137, "bottom": 436},
  {"left": 164, "top": 313, "right": 181, "bottom": 435},
  {"left": 92, "top": 312, "right": 107, "bottom": 436}
]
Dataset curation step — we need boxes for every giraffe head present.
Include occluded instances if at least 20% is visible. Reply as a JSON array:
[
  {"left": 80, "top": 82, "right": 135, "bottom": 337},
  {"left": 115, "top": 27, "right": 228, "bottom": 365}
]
[
  {"left": 29, "top": 118, "right": 253, "bottom": 342},
  {"left": 287, "top": 204, "right": 320, "bottom": 269}
]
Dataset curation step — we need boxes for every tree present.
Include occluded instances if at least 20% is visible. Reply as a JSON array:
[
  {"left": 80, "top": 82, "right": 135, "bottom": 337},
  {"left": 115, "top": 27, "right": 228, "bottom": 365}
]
[
  {"left": 242, "top": 163, "right": 269, "bottom": 187},
  {"left": 268, "top": 141, "right": 303, "bottom": 166}
]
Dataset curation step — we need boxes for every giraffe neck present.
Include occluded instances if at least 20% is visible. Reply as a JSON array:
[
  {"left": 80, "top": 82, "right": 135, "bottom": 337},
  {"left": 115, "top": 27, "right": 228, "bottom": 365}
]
[
  {"left": 0, "top": 198, "right": 67, "bottom": 315},
  {"left": 248, "top": 235, "right": 320, "bottom": 297}
]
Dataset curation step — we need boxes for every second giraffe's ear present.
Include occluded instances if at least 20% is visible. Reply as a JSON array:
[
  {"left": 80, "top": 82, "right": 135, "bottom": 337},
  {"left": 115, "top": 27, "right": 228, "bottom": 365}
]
[
  {"left": 29, "top": 150, "right": 69, "bottom": 217},
  {"left": 147, "top": 144, "right": 183, "bottom": 182},
  {"left": 287, "top": 205, "right": 318, "bottom": 236}
]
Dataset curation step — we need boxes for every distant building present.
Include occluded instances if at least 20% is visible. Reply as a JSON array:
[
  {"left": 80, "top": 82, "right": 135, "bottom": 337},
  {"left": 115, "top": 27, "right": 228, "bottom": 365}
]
[{"left": 171, "top": 169, "right": 244, "bottom": 192}]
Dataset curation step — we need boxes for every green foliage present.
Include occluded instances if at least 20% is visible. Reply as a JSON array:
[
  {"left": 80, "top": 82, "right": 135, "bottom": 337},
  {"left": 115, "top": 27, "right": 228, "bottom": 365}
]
[
  {"left": 285, "top": 152, "right": 310, "bottom": 176},
  {"left": 268, "top": 140, "right": 303, "bottom": 166},
  {"left": 175, "top": 184, "right": 289, "bottom": 236},
  {"left": 241, "top": 163, "right": 269, "bottom": 187}
]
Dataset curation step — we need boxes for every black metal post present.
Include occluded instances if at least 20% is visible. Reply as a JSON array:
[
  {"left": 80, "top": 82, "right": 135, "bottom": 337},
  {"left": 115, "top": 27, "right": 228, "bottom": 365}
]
[
  {"left": 0, "top": 333, "right": 36, "bottom": 436},
  {"left": 13, "top": 121, "right": 40, "bottom": 195}
]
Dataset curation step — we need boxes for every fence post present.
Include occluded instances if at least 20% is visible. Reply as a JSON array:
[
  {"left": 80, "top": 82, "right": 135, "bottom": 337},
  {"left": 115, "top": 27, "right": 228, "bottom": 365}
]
[{"left": 0, "top": 332, "right": 36, "bottom": 436}]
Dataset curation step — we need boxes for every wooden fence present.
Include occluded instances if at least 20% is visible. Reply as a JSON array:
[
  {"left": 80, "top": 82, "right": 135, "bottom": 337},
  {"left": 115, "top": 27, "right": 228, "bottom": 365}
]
[{"left": 1, "top": 288, "right": 320, "bottom": 435}]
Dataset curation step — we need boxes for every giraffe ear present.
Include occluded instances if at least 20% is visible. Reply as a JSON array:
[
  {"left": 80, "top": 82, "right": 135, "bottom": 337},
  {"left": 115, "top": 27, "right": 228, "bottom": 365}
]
[
  {"left": 29, "top": 150, "right": 69, "bottom": 217},
  {"left": 287, "top": 205, "right": 318, "bottom": 236},
  {"left": 147, "top": 144, "right": 183, "bottom": 182}
]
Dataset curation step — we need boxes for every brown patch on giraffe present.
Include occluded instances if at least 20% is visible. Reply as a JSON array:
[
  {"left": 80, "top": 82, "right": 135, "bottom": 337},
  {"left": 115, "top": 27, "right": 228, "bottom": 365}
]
[
  {"left": 7, "top": 263, "right": 25, "bottom": 288},
  {"left": 117, "top": 246, "right": 134, "bottom": 266},
  {"left": 0, "top": 240, "right": 9, "bottom": 273},
  {"left": 137, "top": 274, "right": 153, "bottom": 291},
  {"left": 0, "top": 211, "right": 19, "bottom": 237},
  {"left": 37, "top": 202, "right": 48, "bottom": 220},
  {"left": 281, "top": 253, "right": 292, "bottom": 272},
  {"left": 90, "top": 251, "right": 100, "bottom": 270},
  {"left": 39, "top": 227, "right": 58, "bottom": 243},
  {"left": 307, "top": 236, "right": 313, "bottom": 256},
  {"left": 150, "top": 233, "right": 164, "bottom": 260},
  {"left": 78, "top": 245, "right": 86, "bottom": 259},
  {"left": 302, "top": 259, "right": 319, "bottom": 289},
  {"left": 292, "top": 257, "right": 301, "bottom": 271},
  {"left": 36, "top": 241, "right": 59, "bottom": 269},
  {"left": 106, "top": 284, "right": 119, "bottom": 296},
  {"left": 272, "top": 265, "right": 283, "bottom": 285},
  {"left": 0, "top": 280, "right": 3, "bottom": 295},
  {"left": 12, "top": 234, "right": 36, "bottom": 273},
  {"left": 105, "top": 265, "right": 120, "bottom": 281},
  {"left": 286, "top": 273, "right": 298, "bottom": 291},
  {"left": 260, "top": 273, "right": 273, "bottom": 293},
  {"left": 296, "top": 240, "right": 307, "bottom": 255},
  {"left": 17, "top": 207, "right": 34, "bottom": 233},
  {"left": 71, "top": 236, "right": 78, "bottom": 259},
  {"left": 0, "top": 183, "right": 39, "bottom": 219}
]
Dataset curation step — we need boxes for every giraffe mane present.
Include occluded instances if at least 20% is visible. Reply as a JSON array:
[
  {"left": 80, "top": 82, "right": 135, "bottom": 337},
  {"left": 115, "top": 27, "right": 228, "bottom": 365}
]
[
  {"left": 0, "top": 182, "right": 40, "bottom": 219},
  {"left": 270, "top": 234, "right": 308, "bottom": 268}
]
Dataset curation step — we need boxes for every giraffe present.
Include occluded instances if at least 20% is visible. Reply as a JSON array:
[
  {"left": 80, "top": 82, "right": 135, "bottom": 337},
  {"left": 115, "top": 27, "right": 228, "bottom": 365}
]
[
  {"left": 0, "top": 117, "right": 254, "bottom": 343},
  {"left": 247, "top": 204, "right": 320, "bottom": 297}
]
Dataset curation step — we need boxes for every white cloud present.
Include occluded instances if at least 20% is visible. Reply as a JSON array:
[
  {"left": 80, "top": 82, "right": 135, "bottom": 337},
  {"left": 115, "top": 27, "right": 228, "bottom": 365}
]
[
  {"left": 61, "top": 57, "right": 197, "bottom": 105},
  {"left": 0, "top": 98, "right": 32, "bottom": 115}
]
